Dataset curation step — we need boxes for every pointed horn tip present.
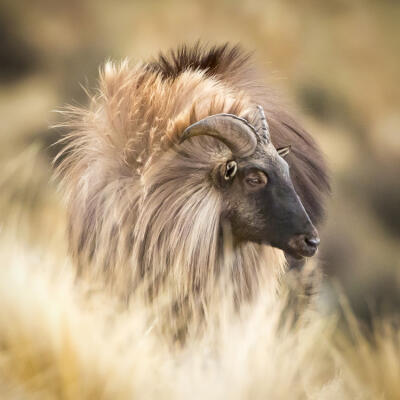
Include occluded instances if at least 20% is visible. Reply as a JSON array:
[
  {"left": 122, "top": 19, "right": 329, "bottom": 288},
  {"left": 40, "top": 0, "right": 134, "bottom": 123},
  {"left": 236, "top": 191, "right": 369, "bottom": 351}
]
[
  {"left": 256, "top": 104, "right": 271, "bottom": 143},
  {"left": 256, "top": 105, "right": 266, "bottom": 117}
]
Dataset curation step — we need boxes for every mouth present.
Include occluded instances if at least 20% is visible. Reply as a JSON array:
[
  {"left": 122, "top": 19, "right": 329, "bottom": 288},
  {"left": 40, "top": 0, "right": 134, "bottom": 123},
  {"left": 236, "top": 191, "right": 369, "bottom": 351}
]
[{"left": 284, "top": 248, "right": 312, "bottom": 260}]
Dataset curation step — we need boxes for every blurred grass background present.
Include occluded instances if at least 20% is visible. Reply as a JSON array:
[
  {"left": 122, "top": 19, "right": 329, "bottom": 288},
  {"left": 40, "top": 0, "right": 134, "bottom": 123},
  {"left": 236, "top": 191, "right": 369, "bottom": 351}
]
[{"left": 0, "top": 0, "right": 399, "bottom": 321}]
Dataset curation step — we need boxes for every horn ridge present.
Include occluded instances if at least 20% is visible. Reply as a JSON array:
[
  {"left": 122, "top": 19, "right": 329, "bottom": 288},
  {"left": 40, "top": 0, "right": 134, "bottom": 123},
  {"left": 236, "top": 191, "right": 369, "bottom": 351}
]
[
  {"left": 256, "top": 105, "right": 271, "bottom": 143},
  {"left": 180, "top": 113, "right": 258, "bottom": 157}
]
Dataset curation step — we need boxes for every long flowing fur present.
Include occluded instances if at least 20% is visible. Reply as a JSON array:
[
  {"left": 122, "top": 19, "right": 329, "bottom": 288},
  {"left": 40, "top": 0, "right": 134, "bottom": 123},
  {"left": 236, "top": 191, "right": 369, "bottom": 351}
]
[
  {"left": 55, "top": 43, "right": 329, "bottom": 307},
  {"left": 2, "top": 146, "right": 397, "bottom": 400}
]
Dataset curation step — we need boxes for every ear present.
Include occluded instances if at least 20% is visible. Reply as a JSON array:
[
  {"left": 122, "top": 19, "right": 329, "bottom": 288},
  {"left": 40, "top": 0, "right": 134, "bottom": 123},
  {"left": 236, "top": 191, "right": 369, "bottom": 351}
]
[
  {"left": 224, "top": 160, "right": 237, "bottom": 181},
  {"left": 277, "top": 145, "right": 291, "bottom": 158}
]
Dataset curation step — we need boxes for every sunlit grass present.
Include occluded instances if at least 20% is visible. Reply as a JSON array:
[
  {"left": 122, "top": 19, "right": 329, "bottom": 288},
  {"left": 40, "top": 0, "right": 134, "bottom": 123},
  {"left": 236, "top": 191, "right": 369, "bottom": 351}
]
[{"left": 0, "top": 148, "right": 399, "bottom": 399}]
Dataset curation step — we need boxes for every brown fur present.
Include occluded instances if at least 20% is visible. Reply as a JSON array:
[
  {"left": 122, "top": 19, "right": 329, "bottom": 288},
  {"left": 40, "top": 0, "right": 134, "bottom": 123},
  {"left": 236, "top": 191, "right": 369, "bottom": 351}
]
[{"left": 55, "top": 43, "right": 329, "bottom": 308}]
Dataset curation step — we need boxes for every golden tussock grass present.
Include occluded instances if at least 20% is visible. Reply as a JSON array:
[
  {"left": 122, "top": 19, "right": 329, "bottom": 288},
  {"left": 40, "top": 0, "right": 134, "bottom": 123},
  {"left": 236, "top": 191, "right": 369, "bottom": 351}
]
[{"left": 0, "top": 151, "right": 399, "bottom": 400}]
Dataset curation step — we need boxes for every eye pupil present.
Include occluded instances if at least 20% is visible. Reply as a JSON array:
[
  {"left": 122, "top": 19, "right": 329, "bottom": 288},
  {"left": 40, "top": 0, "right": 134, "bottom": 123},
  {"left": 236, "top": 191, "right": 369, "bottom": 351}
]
[{"left": 245, "top": 171, "right": 268, "bottom": 187}]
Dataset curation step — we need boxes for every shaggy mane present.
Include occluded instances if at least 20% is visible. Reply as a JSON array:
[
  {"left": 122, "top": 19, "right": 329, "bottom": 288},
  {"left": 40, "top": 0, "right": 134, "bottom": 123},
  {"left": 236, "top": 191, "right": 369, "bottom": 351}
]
[{"left": 55, "top": 43, "right": 330, "bottom": 311}]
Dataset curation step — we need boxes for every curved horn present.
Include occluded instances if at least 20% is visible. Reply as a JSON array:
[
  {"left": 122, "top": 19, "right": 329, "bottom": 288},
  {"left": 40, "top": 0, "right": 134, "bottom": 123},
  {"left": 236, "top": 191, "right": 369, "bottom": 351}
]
[
  {"left": 256, "top": 105, "right": 271, "bottom": 143},
  {"left": 180, "top": 114, "right": 258, "bottom": 158}
]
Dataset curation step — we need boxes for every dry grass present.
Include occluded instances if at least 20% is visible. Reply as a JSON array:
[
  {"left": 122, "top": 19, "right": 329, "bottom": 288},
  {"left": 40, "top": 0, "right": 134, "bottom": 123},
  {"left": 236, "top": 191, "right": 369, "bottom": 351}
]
[
  {"left": 1, "top": 224, "right": 400, "bottom": 399},
  {"left": 0, "top": 150, "right": 399, "bottom": 400}
]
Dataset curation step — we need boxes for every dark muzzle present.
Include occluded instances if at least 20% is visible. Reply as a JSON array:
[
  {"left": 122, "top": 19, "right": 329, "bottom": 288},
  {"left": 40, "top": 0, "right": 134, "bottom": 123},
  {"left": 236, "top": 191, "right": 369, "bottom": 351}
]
[{"left": 287, "top": 230, "right": 320, "bottom": 258}]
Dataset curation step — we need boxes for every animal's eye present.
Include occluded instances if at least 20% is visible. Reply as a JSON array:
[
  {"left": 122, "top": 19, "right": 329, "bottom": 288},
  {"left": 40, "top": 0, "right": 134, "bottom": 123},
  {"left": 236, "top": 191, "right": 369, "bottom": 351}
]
[
  {"left": 224, "top": 160, "right": 237, "bottom": 181},
  {"left": 245, "top": 171, "right": 268, "bottom": 188},
  {"left": 247, "top": 178, "right": 261, "bottom": 185}
]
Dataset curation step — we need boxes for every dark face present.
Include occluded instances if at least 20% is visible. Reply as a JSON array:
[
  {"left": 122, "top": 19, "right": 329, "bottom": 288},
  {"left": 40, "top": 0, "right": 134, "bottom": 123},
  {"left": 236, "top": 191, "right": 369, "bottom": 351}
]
[{"left": 216, "top": 145, "right": 320, "bottom": 259}]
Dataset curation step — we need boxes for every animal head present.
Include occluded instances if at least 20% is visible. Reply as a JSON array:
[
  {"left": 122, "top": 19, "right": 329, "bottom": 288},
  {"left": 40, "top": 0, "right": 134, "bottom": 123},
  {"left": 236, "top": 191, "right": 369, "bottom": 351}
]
[{"left": 180, "top": 105, "right": 319, "bottom": 259}]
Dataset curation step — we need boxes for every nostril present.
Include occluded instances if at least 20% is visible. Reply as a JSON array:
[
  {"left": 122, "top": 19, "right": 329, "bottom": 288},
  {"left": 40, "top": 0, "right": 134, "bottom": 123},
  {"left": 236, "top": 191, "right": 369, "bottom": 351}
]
[
  {"left": 305, "top": 236, "right": 320, "bottom": 248},
  {"left": 287, "top": 233, "right": 320, "bottom": 258}
]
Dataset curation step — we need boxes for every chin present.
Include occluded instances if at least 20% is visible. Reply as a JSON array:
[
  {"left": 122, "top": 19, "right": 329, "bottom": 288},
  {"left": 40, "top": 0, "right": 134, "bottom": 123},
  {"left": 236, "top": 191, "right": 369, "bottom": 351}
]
[{"left": 271, "top": 244, "right": 307, "bottom": 260}]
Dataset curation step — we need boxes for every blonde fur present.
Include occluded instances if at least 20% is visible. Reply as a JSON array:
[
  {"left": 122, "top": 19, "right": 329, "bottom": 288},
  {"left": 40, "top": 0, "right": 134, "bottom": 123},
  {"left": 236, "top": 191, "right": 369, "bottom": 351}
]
[{"left": 56, "top": 57, "right": 287, "bottom": 308}]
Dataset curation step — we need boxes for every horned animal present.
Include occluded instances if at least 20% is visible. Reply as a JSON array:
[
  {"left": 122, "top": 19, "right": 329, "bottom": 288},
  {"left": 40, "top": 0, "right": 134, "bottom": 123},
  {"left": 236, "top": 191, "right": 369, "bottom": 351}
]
[{"left": 56, "top": 43, "right": 329, "bottom": 306}]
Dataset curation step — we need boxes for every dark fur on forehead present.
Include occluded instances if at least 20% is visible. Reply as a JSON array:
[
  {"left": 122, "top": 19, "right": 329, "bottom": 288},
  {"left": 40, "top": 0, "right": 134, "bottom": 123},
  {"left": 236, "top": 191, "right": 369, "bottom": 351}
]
[
  {"left": 148, "top": 42, "right": 330, "bottom": 226},
  {"left": 147, "top": 42, "right": 252, "bottom": 81}
]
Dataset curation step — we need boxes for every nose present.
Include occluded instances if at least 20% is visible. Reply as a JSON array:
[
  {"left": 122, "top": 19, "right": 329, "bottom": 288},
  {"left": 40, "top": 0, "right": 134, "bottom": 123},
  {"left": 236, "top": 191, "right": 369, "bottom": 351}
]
[
  {"left": 288, "top": 231, "right": 320, "bottom": 258},
  {"left": 305, "top": 236, "right": 320, "bottom": 248}
]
